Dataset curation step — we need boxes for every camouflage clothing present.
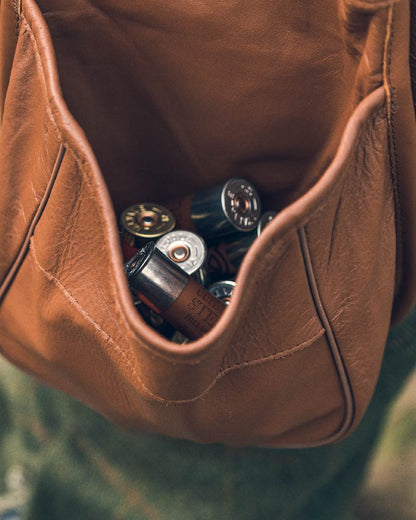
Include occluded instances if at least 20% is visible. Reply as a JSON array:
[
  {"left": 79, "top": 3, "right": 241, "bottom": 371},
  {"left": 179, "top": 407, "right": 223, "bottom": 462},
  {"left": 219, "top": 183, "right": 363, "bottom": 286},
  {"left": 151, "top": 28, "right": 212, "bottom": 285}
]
[{"left": 0, "top": 306, "right": 415, "bottom": 519}]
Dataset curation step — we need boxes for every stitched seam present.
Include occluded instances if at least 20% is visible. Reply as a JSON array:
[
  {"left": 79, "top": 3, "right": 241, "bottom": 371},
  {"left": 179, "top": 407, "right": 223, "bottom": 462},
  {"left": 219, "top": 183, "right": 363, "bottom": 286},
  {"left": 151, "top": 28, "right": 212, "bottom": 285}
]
[
  {"left": 289, "top": 13, "right": 394, "bottom": 443},
  {"left": 28, "top": 238, "right": 325, "bottom": 405},
  {"left": 168, "top": 329, "right": 325, "bottom": 404},
  {"left": 12, "top": 0, "right": 22, "bottom": 16},
  {"left": 21, "top": 12, "right": 137, "bottom": 349},
  {"left": 20, "top": 8, "right": 386, "bottom": 363},
  {"left": 59, "top": 147, "right": 159, "bottom": 358},
  {"left": 299, "top": 101, "right": 391, "bottom": 436},
  {"left": 12, "top": 0, "right": 21, "bottom": 34},
  {"left": 298, "top": 227, "right": 355, "bottom": 442},
  {"left": 24, "top": 6, "right": 132, "bottom": 347},
  {"left": 383, "top": 4, "right": 403, "bottom": 299},
  {"left": 208, "top": 108, "right": 385, "bottom": 337},
  {"left": 298, "top": 109, "right": 384, "bottom": 225},
  {"left": 21, "top": 18, "right": 62, "bottom": 143},
  {"left": 28, "top": 238, "right": 164, "bottom": 403},
  {"left": 0, "top": 145, "right": 66, "bottom": 305},
  {"left": 17, "top": 4, "right": 383, "bottom": 411}
]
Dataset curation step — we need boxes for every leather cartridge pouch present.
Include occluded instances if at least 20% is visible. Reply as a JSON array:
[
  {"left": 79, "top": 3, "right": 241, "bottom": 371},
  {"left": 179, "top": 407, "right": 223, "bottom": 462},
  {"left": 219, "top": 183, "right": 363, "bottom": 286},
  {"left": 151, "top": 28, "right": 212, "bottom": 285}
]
[{"left": 0, "top": 0, "right": 416, "bottom": 447}]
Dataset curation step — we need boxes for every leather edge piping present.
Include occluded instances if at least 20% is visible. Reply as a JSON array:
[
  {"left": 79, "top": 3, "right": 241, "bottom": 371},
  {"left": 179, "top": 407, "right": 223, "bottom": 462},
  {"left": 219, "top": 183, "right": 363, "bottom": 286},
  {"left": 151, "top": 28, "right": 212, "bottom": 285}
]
[
  {"left": 0, "top": 144, "right": 66, "bottom": 305},
  {"left": 296, "top": 226, "right": 355, "bottom": 445},
  {"left": 383, "top": 4, "right": 403, "bottom": 305},
  {"left": 19, "top": 1, "right": 389, "bottom": 362}
]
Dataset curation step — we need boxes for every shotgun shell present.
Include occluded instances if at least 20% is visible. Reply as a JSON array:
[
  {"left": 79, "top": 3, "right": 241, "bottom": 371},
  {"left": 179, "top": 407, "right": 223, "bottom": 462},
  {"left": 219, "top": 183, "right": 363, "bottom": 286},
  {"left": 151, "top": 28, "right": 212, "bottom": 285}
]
[
  {"left": 208, "top": 281, "right": 236, "bottom": 305},
  {"left": 207, "top": 211, "right": 277, "bottom": 275},
  {"left": 125, "top": 243, "right": 226, "bottom": 341},
  {"left": 191, "top": 178, "right": 262, "bottom": 238},
  {"left": 156, "top": 230, "right": 206, "bottom": 274},
  {"left": 156, "top": 230, "right": 209, "bottom": 286},
  {"left": 120, "top": 203, "right": 175, "bottom": 259},
  {"left": 134, "top": 299, "right": 175, "bottom": 337},
  {"left": 166, "top": 178, "right": 262, "bottom": 239},
  {"left": 257, "top": 211, "right": 277, "bottom": 233}
]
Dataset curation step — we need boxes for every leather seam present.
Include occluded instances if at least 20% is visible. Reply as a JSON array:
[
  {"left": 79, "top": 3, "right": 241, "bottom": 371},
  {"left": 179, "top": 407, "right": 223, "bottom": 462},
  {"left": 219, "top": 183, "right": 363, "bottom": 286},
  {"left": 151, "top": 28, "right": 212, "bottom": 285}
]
[
  {"left": 27, "top": 239, "right": 326, "bottom": 405},
  {"left": 383, "top": 4, "right": 403, "bottom": 301},
  {"left": 20, "top": 17, "right": 62, "bottom": 144},
  {"left": 296, "top": 109, "right": 384, "bottom": 225},
  {"left": 19, "top": 6, "right": 387, "bottom": 367},
  {"left": 24, "top": 3, "right": 135, "bottom": 349},
  {"left": 0, "top": 144, "right": 66, "bottom": 306},
  {"left": 12, "top": 0, "right": 21, "bottom": 34},
  {"left": 20, "top": 11, "right": 141, "bottom": 350},
  {"left": 11, "top": 3, "right": 391, "bottom": 414},
  {"left": 28, "top": 237, "right": 164, "bottom": 403},
  {"left": 59, "top": 147, "right": 156, "bottom": 358},
  {"left": 21, "top": 7, "right": 150, "bottom": 353},
  {"left": 297, "top": 227, "right": 355, "bottom": 443},
  {"left": 118, "top": 107, "right": 385, "bottom": 360}
]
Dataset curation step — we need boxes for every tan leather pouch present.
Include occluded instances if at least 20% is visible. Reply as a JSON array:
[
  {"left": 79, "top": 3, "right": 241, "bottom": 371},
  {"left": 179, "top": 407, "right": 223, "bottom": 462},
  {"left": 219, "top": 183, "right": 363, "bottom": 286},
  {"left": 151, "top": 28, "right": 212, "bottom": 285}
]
[{"left": 0, "top": 0, "right": 416, "bottom": 447}]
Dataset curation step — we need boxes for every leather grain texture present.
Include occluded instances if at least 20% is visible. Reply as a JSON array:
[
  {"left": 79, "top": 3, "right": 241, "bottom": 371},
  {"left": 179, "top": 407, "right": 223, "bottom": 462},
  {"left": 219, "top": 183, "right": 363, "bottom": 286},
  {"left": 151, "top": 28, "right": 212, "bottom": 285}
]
[{"left": 0, "top": 0, "right": 415, "bottom": 447}]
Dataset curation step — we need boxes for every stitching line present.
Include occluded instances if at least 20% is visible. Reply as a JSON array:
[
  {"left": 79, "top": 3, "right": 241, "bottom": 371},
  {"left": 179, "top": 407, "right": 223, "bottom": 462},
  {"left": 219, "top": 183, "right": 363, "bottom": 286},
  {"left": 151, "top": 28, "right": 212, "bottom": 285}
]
[
  {"left": 22, "top": 8, "right": 303, "bottom": 362},
  {"left": 28, "top": 237, "right": 325, "bottom": 405},
  {"left": 21, "top": 12, "right": 149, "bottom": 352},
  {"left": 383, "top": 4, "right": 403, "bottom": 299},
  {"left": 20, "top": 9, "right": 387, "bottom": 365},
  {"left": 297, "top": 109, "right": 385, "bottom": 225},
  {"left": 15, "top": 5, "right": 389, "bottom": 413},
  {"left": 294, "top": 25, "right": 394, "bottom": 442},
  {"left": 298, "top": 227, "right": 355, "bottom": 442},
  {"left": 28, "top": 237, "right": 161, "bottom": 403},
  {"left": 22, "top": 14, "right": 137, "bottom": 350},
  {"left": 21, "top": 18, "right": 62, "bottom": 143},
  {"left": 0, "top": 145, "right": 66, "bottom": 305},
  {"left": 12, "top": 0, "right": 21, "bottom": 34}
]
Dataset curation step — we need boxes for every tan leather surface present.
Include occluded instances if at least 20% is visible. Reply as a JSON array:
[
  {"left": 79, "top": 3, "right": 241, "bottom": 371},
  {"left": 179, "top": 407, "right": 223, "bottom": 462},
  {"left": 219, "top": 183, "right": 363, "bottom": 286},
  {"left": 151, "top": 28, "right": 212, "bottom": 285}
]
[
  {"left": 0, "top": 0, "right": 415, "bottom": 446},
  {"left": 387, "top": 0, "right": 416, "bottom": 325},
  {"left": 0, "top": 0, "right": 18, "bottom": 121}
]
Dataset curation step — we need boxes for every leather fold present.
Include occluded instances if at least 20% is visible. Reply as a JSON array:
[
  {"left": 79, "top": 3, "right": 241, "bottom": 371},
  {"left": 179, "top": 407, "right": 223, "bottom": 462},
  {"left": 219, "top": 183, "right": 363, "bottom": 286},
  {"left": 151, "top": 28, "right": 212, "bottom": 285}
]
[{"left": 0, "top": 0, "right": 414, "bottom": 447}]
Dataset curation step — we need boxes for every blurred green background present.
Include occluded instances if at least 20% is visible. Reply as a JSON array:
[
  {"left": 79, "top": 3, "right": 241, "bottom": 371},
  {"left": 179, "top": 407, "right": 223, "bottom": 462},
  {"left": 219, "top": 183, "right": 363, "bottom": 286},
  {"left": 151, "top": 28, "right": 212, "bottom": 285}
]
[
  {"left": 0, "top": 322, "right": 415, "bottom": 520},
  {"left": 355, "top": 370, "right": 416, "bottom": 520}
]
